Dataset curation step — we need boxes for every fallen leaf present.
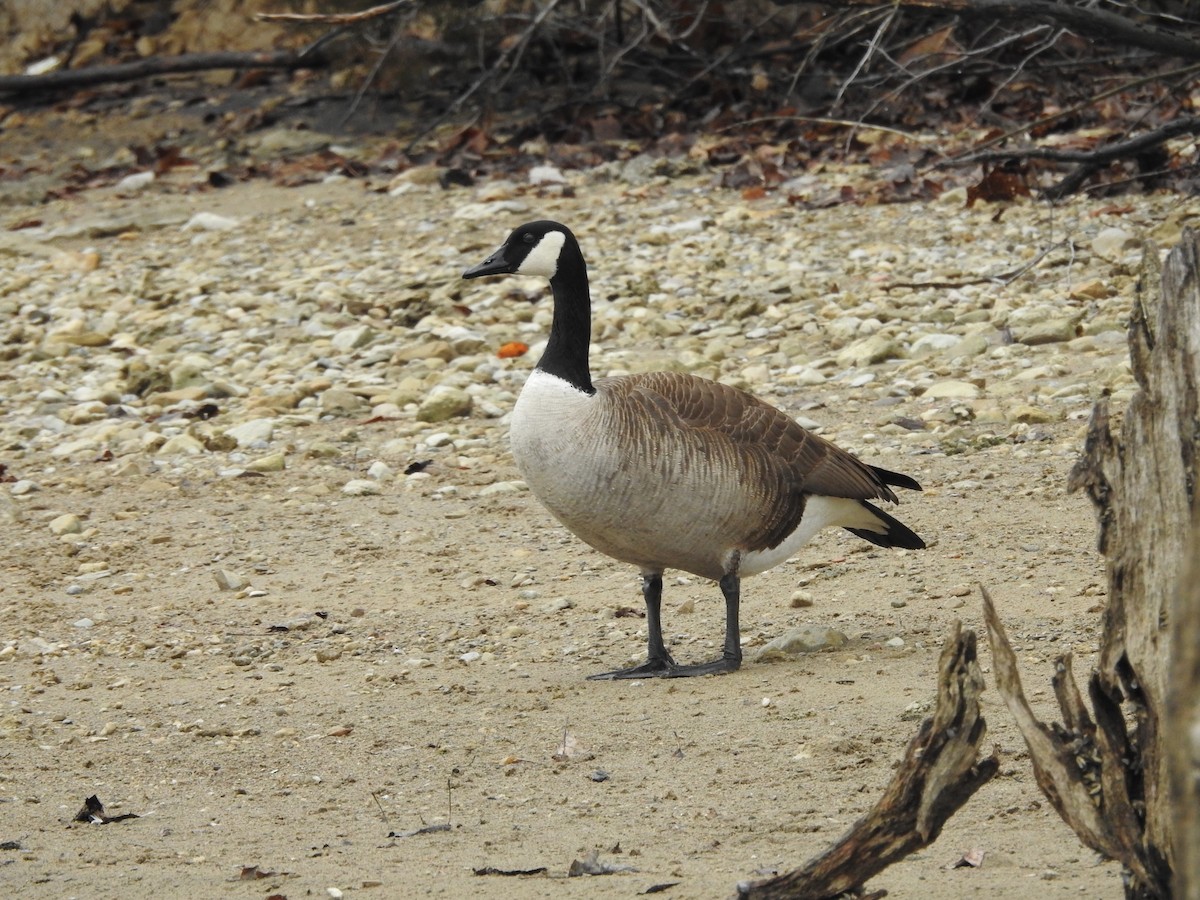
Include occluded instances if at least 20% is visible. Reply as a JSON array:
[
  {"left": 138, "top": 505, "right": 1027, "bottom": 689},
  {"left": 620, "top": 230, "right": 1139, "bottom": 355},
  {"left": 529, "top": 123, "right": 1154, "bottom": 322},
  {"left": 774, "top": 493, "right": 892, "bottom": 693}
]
[
  {"left": 899, "top": 25, "right": 956, "bottom": 63},
  {"left": 497, "top": 341, "right": 529, "bottom": 359},
  {"left": 967, "top": 166, "right": 1030, "bottom": 206}
]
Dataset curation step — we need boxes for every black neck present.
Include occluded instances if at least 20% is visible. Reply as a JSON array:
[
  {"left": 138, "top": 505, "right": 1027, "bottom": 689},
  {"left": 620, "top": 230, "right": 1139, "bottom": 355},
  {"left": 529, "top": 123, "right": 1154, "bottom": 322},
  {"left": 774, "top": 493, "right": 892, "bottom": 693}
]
[{"left": 536, "top": 240, "right": 594, "bottom": 394}]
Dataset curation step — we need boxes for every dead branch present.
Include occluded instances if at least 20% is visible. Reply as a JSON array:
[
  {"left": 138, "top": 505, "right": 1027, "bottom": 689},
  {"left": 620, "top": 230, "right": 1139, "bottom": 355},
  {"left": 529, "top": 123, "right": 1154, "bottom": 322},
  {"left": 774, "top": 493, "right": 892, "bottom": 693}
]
[
  {"left": 795, "top": 0, "right": 1200, "bottom": 61},
  {"left": 937, "top": 61, "right": 1200, "bottom": 169},
  {"left": 0, "top": 33, "right": 341, "bottom": 97},
  {"left": 946, "top": 115, "right": 1200, "bottom": 199},
  {"left": 736, "top": 623, "right": 999, "bottom": 900}
]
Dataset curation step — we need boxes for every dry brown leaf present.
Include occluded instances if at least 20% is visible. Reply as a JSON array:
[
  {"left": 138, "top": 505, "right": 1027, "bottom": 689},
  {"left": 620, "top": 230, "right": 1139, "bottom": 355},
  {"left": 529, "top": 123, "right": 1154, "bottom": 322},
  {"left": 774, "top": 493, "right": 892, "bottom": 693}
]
[{"left": 899, "top": 25, "right": 956, "bottom": 64}]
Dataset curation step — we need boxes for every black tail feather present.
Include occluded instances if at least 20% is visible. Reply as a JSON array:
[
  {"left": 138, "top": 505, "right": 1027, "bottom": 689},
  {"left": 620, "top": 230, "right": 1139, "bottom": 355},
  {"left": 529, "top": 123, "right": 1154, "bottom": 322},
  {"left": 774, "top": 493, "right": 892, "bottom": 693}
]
[
  {"left": 871, "top": 465, "right": 923, "bottom": 493},
  {"left": 845, "top": 501, "right": 926, "bottom": 550}
]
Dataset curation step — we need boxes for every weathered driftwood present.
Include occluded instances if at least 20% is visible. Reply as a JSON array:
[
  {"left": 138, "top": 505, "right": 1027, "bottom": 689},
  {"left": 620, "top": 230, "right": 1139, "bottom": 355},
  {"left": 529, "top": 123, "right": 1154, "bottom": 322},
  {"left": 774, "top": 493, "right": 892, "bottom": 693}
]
[
  {"left": 983, "top": 228, "right": 1200, "bottom": 899},
  {"left": 982, "top": 588, "right": 1169, "bottom": 893},
  {"left": 736, "top": 623, "right": 998, "bottom": 900},
  {"left": 1170, "top": 518, "right": 1200, "bottom": 900}
]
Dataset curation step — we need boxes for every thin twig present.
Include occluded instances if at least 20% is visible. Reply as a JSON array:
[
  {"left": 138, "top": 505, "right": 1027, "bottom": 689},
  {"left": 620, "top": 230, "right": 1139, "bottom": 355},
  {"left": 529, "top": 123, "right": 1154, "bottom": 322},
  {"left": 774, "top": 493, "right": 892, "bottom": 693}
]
[
  {"left": 257, "top": 0, "right": 414, "bottom": 25},
  {"left": 881, "top": 244, "right": 1057, "bottom": 291},
  {"left": 831, "top": 6, "right": 896, "bottom": 113},
  {"left": 978, "top": 26, "right": 1065, "bottom": 116},
  {"left": 717, "top": 114, "right": 927, "bottom": 143},
  {"left": 340, "top": 18, "right": 408, "bottom": 127}
]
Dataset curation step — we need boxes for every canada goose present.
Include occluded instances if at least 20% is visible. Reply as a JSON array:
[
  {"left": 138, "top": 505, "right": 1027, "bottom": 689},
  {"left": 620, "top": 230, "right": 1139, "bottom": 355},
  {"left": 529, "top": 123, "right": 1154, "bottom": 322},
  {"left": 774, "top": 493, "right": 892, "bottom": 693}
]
[{"left": 463, "top": 220, "right": 925, "bottom": 679}]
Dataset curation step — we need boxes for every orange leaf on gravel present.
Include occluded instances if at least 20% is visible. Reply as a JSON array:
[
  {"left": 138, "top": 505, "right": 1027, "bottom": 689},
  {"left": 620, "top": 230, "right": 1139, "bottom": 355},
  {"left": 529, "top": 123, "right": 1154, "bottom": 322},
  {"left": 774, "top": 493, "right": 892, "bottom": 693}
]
[{"left": 497, "top": 342, "right": 528, "bottom": 359}]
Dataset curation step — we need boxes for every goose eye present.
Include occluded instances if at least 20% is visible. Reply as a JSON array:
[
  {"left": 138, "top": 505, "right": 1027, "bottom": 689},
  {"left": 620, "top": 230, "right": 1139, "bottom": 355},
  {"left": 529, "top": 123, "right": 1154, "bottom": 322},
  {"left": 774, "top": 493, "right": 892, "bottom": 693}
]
[{"left": 522, "top": 233, "right": 535, "bottom": 244}]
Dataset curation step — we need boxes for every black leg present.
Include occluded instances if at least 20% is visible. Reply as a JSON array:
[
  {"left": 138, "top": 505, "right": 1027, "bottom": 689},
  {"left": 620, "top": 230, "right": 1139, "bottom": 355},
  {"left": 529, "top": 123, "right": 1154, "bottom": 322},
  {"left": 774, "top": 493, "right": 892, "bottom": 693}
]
[
  {"left": 588, "top": 573, "right": 677, "bottom": 680},
  {"left": 664, "top": 572, "right": 742, "bottom": 677}
]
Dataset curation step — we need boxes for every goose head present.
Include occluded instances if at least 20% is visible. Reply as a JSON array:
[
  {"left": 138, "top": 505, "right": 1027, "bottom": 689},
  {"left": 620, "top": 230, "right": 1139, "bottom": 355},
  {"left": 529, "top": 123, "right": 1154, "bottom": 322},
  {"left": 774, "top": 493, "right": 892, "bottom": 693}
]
[
  {"left": 462, "top": 220, "right": 576, "bottom": 280},
  {"left": 463, "top": 220, "right": 594, "bottom": 393}
]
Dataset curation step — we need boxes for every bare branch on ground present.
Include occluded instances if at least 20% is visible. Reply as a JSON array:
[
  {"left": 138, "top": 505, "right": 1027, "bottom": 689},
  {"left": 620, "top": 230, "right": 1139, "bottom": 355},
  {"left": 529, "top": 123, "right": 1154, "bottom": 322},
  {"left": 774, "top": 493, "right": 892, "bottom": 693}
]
[
  {"left": 0, "top": 32, "right": 342, "bottom": 96},
  {"left": 735, "top": 623, "right": 999, "bottom": 900}
]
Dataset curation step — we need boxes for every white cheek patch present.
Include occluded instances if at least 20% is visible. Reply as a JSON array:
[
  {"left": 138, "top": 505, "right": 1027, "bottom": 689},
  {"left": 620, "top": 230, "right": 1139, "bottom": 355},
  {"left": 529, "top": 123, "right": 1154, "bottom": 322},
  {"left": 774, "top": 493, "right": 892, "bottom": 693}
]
[{"left": 516, "top": 230, "right": 566, "bottom": 278}]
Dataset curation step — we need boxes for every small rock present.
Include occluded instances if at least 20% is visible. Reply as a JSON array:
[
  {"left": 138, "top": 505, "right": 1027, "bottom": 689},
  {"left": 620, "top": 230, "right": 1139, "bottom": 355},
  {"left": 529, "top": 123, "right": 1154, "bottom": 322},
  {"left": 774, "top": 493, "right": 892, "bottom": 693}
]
[
  {"left": 392, "top": 340, "right": 454, "bottom": 364},
  {"left": 11, "top": 480, "right": 41, "bottom": 496},
  {"left": 331, "top": 325, "right": 375, "bottom": 351},
  {"left": 387, "top": 165, "right": 445, "bottom": 191},
  {"left": 756, "top": 625, "right": 848, "bottom": 661},
  {"left": 48, "top": 513, "right": 83, "bottom": 535},
  {"left": 1092, "top": 227, "right": 1140, "bottom": 259},
  {"left": 836, "top": 333, "right": 901, "bottom": 368},
  {"left": 156, "top": 434, "right": 205, "bottom": 456},
  {"left": 319, "top": 388, "right": 367, "bottom": 415},
  {"left": 224, "top": 418, "right": 276, "bottom": 447},
  {"left": 244, "top": 452, "right": 286, "bottom": 473},
  {"left": 1068, "top": 279, "right": 1111, "bottom": 301},
  {"left": 366, "top": 461, "right": 392, "bottom": 480},
  {"left": 214, "top": 569, "right": 248, "bottom": 591},
  {"left": 1013, "top": 317, "right": 1080, "bottom": 345},
  {"left": 885, "top": 636, "right": 906, "bottom": 649},
  {"left": 478, "top": 481, "right": 525, "bottom": 497},
  {"left": 305, "top": 441, "right": 341, "bottom": 458},
  {"left": 183, "top": 212, "right": 239, "bottom": 231},
  {"left": 417, "top": 387, "right": 473, "bottom": 423},
  {"left": 343, "top": 479, "right": 381, "bottom": 496},
  {"left": 789, "top": 590, "right": 814, "bottom": 608},
  {"left": 529, "top": 164, "right": 566, "bottom": 185},
  {"left": 909, "top": 333, "right": 961, "bottom": 357},
  {"left": 1008, "top": 404, "right": 1056, "bottom": 424},
  {"left": 115, "top": 171, "right": 155, "bottom": 192},
  {"left": 73, "top": 618, "right": 94, "bottom": 629},
  {"left": 922, "top": 380, "right": 980, "bottom": 399}
]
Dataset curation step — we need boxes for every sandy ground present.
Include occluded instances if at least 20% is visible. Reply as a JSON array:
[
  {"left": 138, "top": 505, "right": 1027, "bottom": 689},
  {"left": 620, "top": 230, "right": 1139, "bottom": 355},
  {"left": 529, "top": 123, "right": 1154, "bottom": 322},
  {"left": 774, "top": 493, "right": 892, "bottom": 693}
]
[
  {"left": 0, "top": 124, "right": 1139, "bottom": 897},
  {"left": 1, "top": 445, "right": 1120, "bottom": 900}
]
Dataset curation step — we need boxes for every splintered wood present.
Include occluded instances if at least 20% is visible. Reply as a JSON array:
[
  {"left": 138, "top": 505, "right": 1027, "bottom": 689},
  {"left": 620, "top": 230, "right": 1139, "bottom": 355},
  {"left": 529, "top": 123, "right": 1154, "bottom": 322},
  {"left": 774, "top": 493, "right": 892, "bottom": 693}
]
[
  {"left": 737, "top": 623, "right": 998, "bottom": 899},
  {"left": 985, "top": 229, "right": 1200, "bottom": 900}
]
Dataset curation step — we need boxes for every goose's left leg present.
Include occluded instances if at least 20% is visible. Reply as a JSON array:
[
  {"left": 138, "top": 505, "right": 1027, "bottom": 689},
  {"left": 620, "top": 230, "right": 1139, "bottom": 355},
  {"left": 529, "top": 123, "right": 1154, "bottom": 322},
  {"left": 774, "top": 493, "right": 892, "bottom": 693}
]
[{"left": 666, "top": 572, "right": 742, "bottom": 677}]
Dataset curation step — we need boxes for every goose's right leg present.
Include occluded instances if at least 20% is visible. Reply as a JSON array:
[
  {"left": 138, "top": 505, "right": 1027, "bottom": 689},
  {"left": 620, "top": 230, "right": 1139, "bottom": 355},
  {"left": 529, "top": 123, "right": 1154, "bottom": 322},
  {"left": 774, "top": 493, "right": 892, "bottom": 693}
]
[{"left": 588, "top": 573, "right": 676, "bottom": 680}]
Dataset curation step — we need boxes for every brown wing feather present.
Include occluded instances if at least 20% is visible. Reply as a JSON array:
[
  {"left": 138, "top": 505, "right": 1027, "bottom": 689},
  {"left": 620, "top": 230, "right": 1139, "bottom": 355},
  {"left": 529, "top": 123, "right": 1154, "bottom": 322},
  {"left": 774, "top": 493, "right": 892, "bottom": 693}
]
[{"left": 600, "top": 372, "right": 909, "bottom": 552}]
